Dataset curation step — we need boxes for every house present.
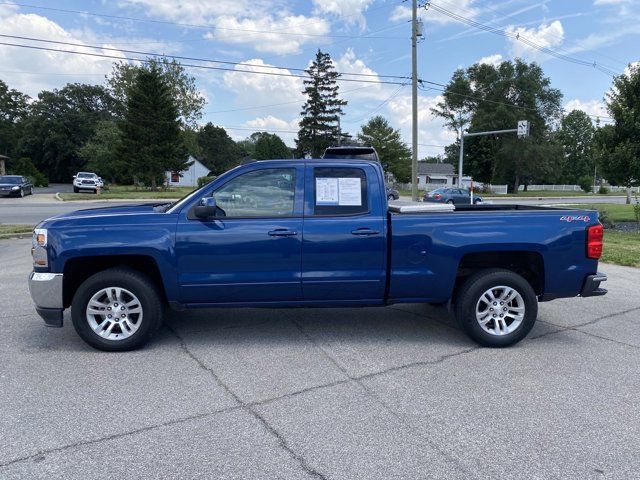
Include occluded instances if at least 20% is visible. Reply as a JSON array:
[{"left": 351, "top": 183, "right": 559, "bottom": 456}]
[
  {"left": 417, "top": 162, "right": 456, "bottom": 190},
  {"left": 166, "top": 156, "right": 211, "bottom": 187}
]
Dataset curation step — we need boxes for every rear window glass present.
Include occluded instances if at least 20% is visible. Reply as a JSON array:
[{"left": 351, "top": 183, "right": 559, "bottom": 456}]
[
  {"left": 313, "top": 167, "right": 368, "bottom": 216},
  {"left": 323, "top": 148, "right": 377, "bottom": 160}
]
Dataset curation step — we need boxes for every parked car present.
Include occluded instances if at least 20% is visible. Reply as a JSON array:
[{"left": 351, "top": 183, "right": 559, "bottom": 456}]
[
  {"left": 424, "top": 187, "right": 483, "bottom": 205},
  {"left": 0, "top": 175, "right": 33, "bottom": 197},
  {"left": 29, "top": 158, "right": 606, "bottom": 351},
  {"left": 386, "top": 186, "right": 399, "bottom": 201},
  {"left": 73, "top": 172, "right": 104, "bottom": 193}
]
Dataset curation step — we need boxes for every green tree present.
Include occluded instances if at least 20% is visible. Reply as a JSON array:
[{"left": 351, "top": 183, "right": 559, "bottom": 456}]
[
  {"left": 0, "top": 80, "right": 29, "bottom": 158},
  {"left": 249, "top": 132, "right": 291, "bottom": 160},
  {"left": 9, "top": 157, "right": 48, "bottom": 186},
  {"left": 596, "top": 64, "right": 640, "bottom": 204},
  {"left": 357, "top": 116, "right": 411, "bottom": 182},
  {"left": 197, "top": 123, "right": 243, "bottom": 175},
  {"left": 555, "top": 110, "right": 595, "bottom": 184},
  {"left": 432, "top": 59, "right": 563, "bottom": 191},
  {"left": 79, "top": 121, "right": 125, "bottom": 184},
  {"left": 118, "top": 65, "right": 187, "bottom": 189},
  {"left": 107, "top": 57, "right": 205, "bottom": 127},
  {"left": 296, "top": 50, "right": 347, "bottom": 157},
  {"left": 17, "top": 83, "right": 116, "bottom": 182}
]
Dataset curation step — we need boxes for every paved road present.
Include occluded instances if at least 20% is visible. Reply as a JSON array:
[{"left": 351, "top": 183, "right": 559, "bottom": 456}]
[
  {"left": 0, "top": 195, "right": 160, "bottom": 225},
  {"left": 1, "top": 192, "right": 630, "bottom": 226},
  {"left": 1, "top": 237, "right": 639, "bottom": 479}
]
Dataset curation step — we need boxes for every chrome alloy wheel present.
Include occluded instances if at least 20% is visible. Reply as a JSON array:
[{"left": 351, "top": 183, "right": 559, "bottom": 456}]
[
  {"left": 86, "top": 287, "right": 143, "bottom": 341},
  {"left": 475, "top": 285, "right": 525, "bottom": 336}
]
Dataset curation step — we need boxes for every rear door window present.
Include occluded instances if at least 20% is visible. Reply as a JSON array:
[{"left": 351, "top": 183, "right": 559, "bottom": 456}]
[{"left": 313, "top": 167, "right": 368, "bottom": 216}]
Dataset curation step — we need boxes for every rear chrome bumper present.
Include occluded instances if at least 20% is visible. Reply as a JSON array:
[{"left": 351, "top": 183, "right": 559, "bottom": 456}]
[
  {"left": 28, "top": 272, "right": 64, "bottom": 327},
  {"left": 580, "top": 272, "right": 608, "bottom": 297}
]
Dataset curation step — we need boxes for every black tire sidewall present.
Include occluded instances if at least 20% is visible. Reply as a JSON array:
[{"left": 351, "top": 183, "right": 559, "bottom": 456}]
[
  {"left": 71, "top": 269, "right": 163, "bottom": 351},
  {"left": 455, "top": 269, "right": 538, "bottom": 347}
]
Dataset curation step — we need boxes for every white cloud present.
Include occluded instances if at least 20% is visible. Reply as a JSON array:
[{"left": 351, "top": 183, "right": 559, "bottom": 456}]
[
  {"left": 312, "top": 0, "right": 374, "bottom": 28},
  {"left": 564, "top": 99, "right": 607, "bottom": 119},
  {"left": 333, "top": 48, "right": 388, "bottom": 100},
  {"left": 478, "top": 54, "right": 503, "bottom": 67},
  {"left": 222, "top": 58, "right": 304, "bottom": 108},
  {"left": 241, "top": 115, "right": 300, "bottom": 145},
  {"left": 0, "top": 11, "right": 120, "bottom": 96},
  {"left": 390, "top": 6, "right": 411, "bottom": 23},
  {"left": 386, "top": 94, "right": 455, "bottom": 158},
  {"left": 506, "top": 20, "right": 564, "bottom": 58},
  {"left": 207, "top": 15, "right": 330, "bottom": 55},
  {"left": 117, "top": 0, "right": 247, "bottom": 23}
]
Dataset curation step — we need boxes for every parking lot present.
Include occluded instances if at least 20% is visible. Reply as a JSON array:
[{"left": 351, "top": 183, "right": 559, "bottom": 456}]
[{"left": 1, "top": 237, "right": 639, "bottom": 479}]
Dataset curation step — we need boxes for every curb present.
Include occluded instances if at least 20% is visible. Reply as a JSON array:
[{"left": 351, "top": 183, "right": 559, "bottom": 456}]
[{"left": 54, "top": 192, "right": 63, "bottom": 202}]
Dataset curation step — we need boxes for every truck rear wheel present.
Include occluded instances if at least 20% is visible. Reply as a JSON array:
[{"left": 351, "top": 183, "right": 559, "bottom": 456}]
[
  {"left": 71, "top": 268, "right": 163, "bottom": 351},
  {"left": 455, "top": 268, "right": 537, "bottom": 347}
]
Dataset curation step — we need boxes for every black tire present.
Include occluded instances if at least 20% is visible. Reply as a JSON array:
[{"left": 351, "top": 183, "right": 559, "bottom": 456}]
[
  {"left": 446, "top": 199, "right": 454, "bottom": 205},
  {"left": 474, "top": 198, "right": 482, "bottom": 204},
  {"left": 19, "top": 188, "right": 24, "bottom": 198},
  {"left": 73, "top": 187, "right": 79, "bottom": 193},
  {"left": 454, "top": 268, "right": 537, "bottom": 348},
  {"left": 388, "top": 194, "right": 394, "bottom": 201},
  {"left": 71, "top": 268, "right": 164, "bottom": 351}
]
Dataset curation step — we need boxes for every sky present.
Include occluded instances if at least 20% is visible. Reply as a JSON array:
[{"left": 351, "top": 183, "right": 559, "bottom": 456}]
[{"left": 0, "top": 0, "right": 638, "bottom": 158}]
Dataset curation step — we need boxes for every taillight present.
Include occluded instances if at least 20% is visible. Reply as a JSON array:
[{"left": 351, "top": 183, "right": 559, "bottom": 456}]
[
  {"left": 586, "top": 224, "right": 603, "bottom": 259},
  {"left": 434, "top": 194, "right": 442, "bottom": 200}
]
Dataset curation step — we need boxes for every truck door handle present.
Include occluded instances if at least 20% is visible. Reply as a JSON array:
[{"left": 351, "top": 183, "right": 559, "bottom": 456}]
[
  {"left": 351, "top": 228, "right": 380, "bottom": 236},
  {"left": 268, "top": 229, "right": 298, "bottom": 237}
]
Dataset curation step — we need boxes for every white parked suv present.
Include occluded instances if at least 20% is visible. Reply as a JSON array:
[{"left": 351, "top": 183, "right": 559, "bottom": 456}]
[{"left": 73, "top": 172, "right": 104, "bottom": 193}]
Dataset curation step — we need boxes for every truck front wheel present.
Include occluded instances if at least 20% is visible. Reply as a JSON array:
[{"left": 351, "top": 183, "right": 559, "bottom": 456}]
[
  {"left": 71, "top": 268, "right": 163, "bottom": 351},
  {"left": 455, "top": 268, "right": 537, "bottom": 347}
]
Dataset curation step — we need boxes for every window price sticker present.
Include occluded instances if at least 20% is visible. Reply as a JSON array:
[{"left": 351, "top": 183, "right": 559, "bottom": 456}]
[{"left": 315, "top": 177, "right": 362, "bottom": 206}]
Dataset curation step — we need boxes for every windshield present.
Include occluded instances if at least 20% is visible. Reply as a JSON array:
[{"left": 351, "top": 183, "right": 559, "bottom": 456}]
[
  {"left": 0, "top": 176, "right": 21, "bottom": 184},
  {"left": 77, "top": 173, "right": 95, "bottom": 178},
  {"left": 430, "top": 188, "right": 446, "bottom": 194}
]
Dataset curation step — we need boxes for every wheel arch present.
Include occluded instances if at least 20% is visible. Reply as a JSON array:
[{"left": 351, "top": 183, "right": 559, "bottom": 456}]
[
  {"left": 454, "top": 250, "right": 545, "bottom": 297},
  {"left": 63, "top": 255, "right": 167, "bottom": 308}
]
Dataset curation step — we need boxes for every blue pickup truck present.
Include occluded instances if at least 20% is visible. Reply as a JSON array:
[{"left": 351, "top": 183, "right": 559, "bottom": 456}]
[{"left": 28, "top": 159, "right": 607, "bottom": 351}]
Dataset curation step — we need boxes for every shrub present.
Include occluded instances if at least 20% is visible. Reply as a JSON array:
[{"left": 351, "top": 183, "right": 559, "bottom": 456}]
[
  {"left": 598, "top": 185, "right": 609, "bottom": 194},
  {"left": 598, "top": 209, "right": 615, "bottom": 229},
  {"left": 633, "top": 196, "right": 640, "bottom": 227},
  {"left": 197, "top": 175, "right": 215, "bottom": 188},
  {"left": 10, "top": 157, "right": 49, "bottom": 186},
  {"left": 578, "top": 175, "right": 594, "bottom": 193}
]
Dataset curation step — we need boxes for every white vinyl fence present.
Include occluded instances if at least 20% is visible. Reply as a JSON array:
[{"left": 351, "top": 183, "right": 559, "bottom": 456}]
[
  {"left": 519, "top": 184, "right": 640, "bottom": 193},
  {"left": 396, "top": 182, "right": 509, "bottom": 195}
]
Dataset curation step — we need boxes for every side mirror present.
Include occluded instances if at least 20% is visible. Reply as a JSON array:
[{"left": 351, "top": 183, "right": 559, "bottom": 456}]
[{"left": 194, "top": 197, "right": 217, "bottom": 219}]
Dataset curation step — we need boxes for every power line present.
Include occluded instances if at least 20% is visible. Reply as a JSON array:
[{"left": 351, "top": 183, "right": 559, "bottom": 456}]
[
  {"left": 0, "top": 33, "right": 410, "bottom": 80},
  {"left": 424, "top": 2, "right": 620, "bottom": 77},
  {"left": 0, "top": 40, "right": 408, "bottom": 85}
]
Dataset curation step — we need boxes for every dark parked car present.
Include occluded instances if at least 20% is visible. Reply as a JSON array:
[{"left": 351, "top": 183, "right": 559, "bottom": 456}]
[
  {"left": 386, "top": 186, "right": 399, "bottom": 201},
  {"left": 424, "top": 187, "right": 482, "bottom": 205},
  {"left": 0, "top": 175, "right": 33, "bottom": 197}
]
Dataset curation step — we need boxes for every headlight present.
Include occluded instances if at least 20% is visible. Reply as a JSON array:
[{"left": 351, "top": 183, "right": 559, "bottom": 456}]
[
  {"left": 32, "top": 229, "right": 49, "bottom": 268},
  {"left": 11, "top": 186, "right": 19, "bottom": 190},
  {"left": 34, "top": 228, "right": 47, "bottom": 246}
]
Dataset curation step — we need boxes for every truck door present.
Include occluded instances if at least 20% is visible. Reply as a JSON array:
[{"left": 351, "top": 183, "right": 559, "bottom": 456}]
[
  {"left": 175, "top": 165, "right": 304, "bottom": 304},
  {"left": 301, "top": 164, "right": 386, "bottom": 302}
]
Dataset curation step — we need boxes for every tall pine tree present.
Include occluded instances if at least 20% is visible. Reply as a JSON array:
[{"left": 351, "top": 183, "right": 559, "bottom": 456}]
[
  {"left": 118, "top": 65, "right": 187, "bottom": 188},
  {"left": 296, "top": 50, "right": 347, "bottom": 157}
]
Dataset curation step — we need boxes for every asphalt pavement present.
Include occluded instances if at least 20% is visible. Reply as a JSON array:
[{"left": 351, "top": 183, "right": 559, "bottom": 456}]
[{"left": 1, "top": 237, "right": 639, "bottom": 479}]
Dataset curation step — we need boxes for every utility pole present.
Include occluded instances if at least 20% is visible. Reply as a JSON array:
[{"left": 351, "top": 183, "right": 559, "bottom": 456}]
[{"left": 411, "top": 0, "right": 418, "bottom": 201}]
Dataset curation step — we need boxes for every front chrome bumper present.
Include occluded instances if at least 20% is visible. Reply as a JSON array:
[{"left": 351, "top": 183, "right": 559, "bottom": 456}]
[{"left": 28, "top": 272, "right": 64, "bottom": 327}]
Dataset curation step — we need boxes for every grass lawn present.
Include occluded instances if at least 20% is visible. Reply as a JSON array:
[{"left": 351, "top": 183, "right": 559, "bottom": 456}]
[
  {"left": 0, "top": 224, "right": 33, "bottom": 238},
  {"left": 59, "top": 185, "right": 195, "bottom": 201},
  {"left": 569, "top": 203, "right": 638, "bottom": 223},
  {"left": 602, "top": 231, "right": 640, "bottom": 267}
]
